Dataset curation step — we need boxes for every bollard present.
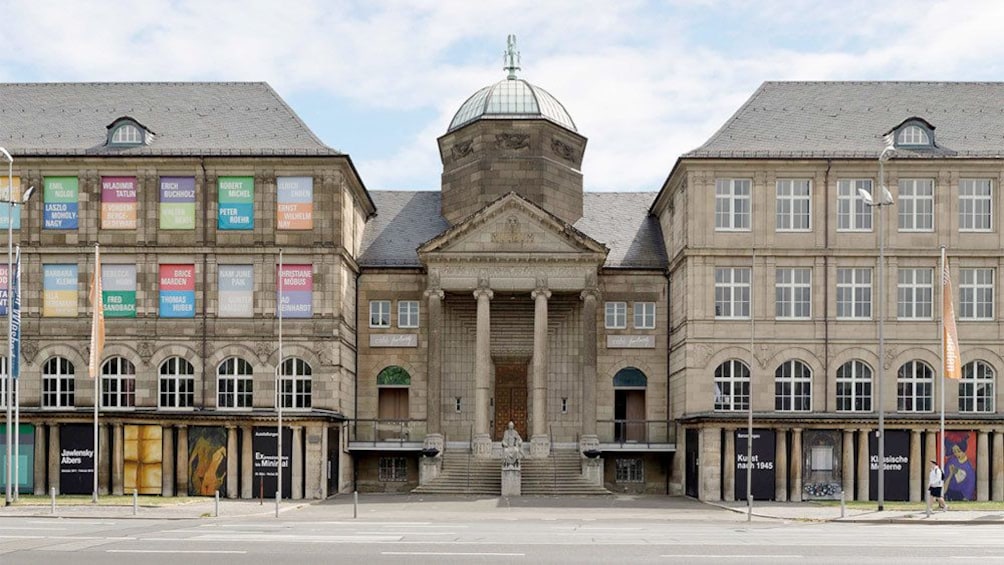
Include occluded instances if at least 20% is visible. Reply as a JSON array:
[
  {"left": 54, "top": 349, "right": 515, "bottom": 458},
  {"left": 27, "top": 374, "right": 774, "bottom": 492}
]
[
  {"left": 214, "top": 490, "right": 220, "bottom": 518},
  {"left": 746, "top": 494, "right": 752, "bottom": 522},
  {"left": 133, "top": 489, "right": 138, "bottom": 516},
  {"left": 925, "top": 489, "right": 931, "bottom": 518},
  {"left": 353, "top": 491, "right": 358, "bottom": 519},
  {"left": 840, "top": 490, "right": 846, "bottom": 519},
  {"left": 51, "top": 487, "right": 56, "bottom": 514},
  {"left": 275, "top": 491, "right": 280, "bottom": 518}
]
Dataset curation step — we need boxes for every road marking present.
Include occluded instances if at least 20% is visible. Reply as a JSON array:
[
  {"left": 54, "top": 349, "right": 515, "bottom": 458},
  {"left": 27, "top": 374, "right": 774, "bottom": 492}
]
[
  {"left": 661, "top": 556, "right": 804, "bottom": 559},
  {"left": 0, "top": 526, "right": 68, "bottom": 530},
  {"left": 107, "top": 550, "right": 248, "bottom": 554},
  {"left": 357, "top": 532, "right": 456, "bottom": 535},
  {"left": 382, "top": 552, "right": 524, "bottom": 557}
]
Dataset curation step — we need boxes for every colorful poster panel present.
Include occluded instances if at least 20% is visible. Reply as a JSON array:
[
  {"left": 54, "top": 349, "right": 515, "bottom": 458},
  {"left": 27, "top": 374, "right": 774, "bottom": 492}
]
[
  {"left": 160, "top": 176, "right": 196, "bottom": 230},
  {"left": 218, "top": 176, "right": 254, "bottom": 230},
  {"left": 101, "top": 176, "right": 138, "bottom": 229},
  {"left": 0, "top": 176, "right": 21, "bottom": 229},
  {"left": 0, "top": 424, "right": 34, "bottom": 493},
  {"left": 218, "top": 264, "right": 254, "bottom": 318},
  {"left": 44, "top": 176, "right": 79, "bottom": 229},
  {"left": 938, "top": 430, "right": 977, "bottom": 501},
  {"left": 735, "top": 428, "right": 775, "bottom": 501},
  {"left": 59, "top": 424, "right": 94, "bottom": 495},
  {"left": 278, "top": 264, "right": 312, "bottom": 318},
  {"left": 159, "top": 264, "right": 195, "bottom": 318},
  {"left": 102, "top": 264, "right": 137, "bottom": 318},
  {"left": 869, "top": 429, "right": 910, "bottom": 501},
  {"left": 0, "top": 264, "right": 8, "bottom": 316},
  {"left": 189, "top": 426, "right": 227, "bottom": 496},
  {"left": 43, "top": 264, "right": 79, "bottom": 317},
  {"left": 124, "top": 425, "right": 162, "bottom": 495},
  {"left": 252, "top": 427, "right": 292, "bottom": 499},
  {"left": 801, "top": 429, "right": 842, "bottom": 499},
  {"left": 277, "top": 176, "right": 313, "bottom": 230}
]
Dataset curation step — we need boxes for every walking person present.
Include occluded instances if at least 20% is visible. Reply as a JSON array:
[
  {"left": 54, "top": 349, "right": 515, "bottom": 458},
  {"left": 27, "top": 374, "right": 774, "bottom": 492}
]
[{"left": 928, "top": 459, "right": 947, "bottom": 511}]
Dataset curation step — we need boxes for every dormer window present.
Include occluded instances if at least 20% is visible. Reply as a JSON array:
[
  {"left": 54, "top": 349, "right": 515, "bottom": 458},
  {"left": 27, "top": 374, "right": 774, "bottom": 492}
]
[
  {"left": 106, "top": 117, "right": 154, "bottom": 147},
  {"left": 887, "top": 118, "right": 935, "bottom": 149},
  {"left": 112, "top": 124, "right": 142, "bottom": 144},
  {"left": 898, "top": 125, "right": 929, "bottom": 146}
]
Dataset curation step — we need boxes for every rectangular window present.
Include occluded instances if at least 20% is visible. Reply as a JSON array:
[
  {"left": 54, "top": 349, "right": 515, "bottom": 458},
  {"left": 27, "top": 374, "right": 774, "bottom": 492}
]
[
  {"left": 960, "top": 268, "right": 994, "bottom": 320},
  {"left": 102, "top": 264, "right": 138, "bottom": 318},
  {"left": 775, "top": 179, "right": 811, "bottom": 231},
  {"left": 217, "top": 176, "right": 254, "bottom": 230},
  {"left": 837, "top": 179, "right": 873, "bottom": 231},
  {"left": 714, "top": 267, "right": 751, "bottom": 319},
  {"left": 897, "top": 179, "right": 934, "bottom": 232},
  {"left": 218, "top": 264, "right": 254, "bottom": 317},
  {"left": 378, "top": 457, "right": 408, "bottom": 482},
  {"left": 715, "top": 178, "right": 751, "bottom": 231},
  {"left": 633, "top": 302, "right": 655, "bottom": 329},
  {"left": 398, "top": 300, "right": 419, "bottom": 328},
  {"left": 959, "top": 179, "right": 992, "bottom": 231},
  {"left": 277, "top": 264, "right": 313, "bottom": 318},
  {"left": 897, "top": 268, "right": 933, "bottom": 319},
  {"left": 605, "top": 302, "right": 627, "bottom": 329},
  {"left": 159, "top": 176, "right": 196, "bottom": 230},
  {"left": 101, "top": 176, "right": 138, "bottom": 230},
  {"left": 277, "top": 176, "right": 313, "bottom": 230},
  {"left": 775, "top": 267, "right": 811, "bottom": 319},
  {"left": 43, "top": 176, "right": 79, "bottom": 229},
  {"left": 836, "top": 268, "right": 872, "bottom": 319},
  {"left": 43, "top": 264, "right": 78, "bottom": 317},
  {"left": 370, "top": 300, "right": 391, "bottom": 327},
  {"left": 159, "top": 264, "right": 196, "bottom": 318},
  {"left": 615, "top": 458, "right": 644, "bottom": 483}
]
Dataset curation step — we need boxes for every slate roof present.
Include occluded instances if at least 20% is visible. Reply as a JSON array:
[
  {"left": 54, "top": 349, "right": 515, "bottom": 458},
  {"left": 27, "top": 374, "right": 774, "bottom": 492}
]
[
  {"left": 359, "top": 191, "right": 666, "bottom": 269},
  {"left": 687, "top": 81, "right": 1004, "bottom": 159},
  {"left": 0, "top": 82, "right": 339, "bottom": 156}
]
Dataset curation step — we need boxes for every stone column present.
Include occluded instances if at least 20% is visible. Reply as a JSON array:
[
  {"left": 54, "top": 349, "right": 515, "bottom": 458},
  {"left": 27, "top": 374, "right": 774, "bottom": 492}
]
[
  {"left": 425, "top": 285, "right": 445, "bottom": 440},
  {"left": 840, "top": 429, "right": 854, "bottom": 500},
  {"left": 723, "top": 428, "right": 735, "bottom": 501},
  {"left": 33, "top": 425, "right": 46, "bottom": 495},
  {"left": 241, "top": 425, "right": 253, "bottom": 499},
  {"left": 857, "top": 429, "right": 870, "bottom": 501},
  {"left": 48, "top": 423, "right": 60, "bottom": 494},
  {"left": 112, "top": 423, "right": 124, "bottom": 495},
  {"left": 292, "top": 426, "right": 303, "bottom": 500},
  {"left": 99, "top": 424, "right": 110, "bottom": 495},
  {"left": 320, "top": 425, "right": 329, "bottom": 499},
  {"left": 993, "top": 431, "right": 1004, "bottom": 502},
  {"left": 924, "top": 429, "right": 937, "bottom": 466},
  {"left": 175, "top": 425, "right": 188, "bottom": 496},
  {"left": 472, "top": 282, "right": 493, "bottom": 457},
  {"left": 775, "top": 430, "right": 788, "bottom": 502},
  {"left": 530, "top": 284, "right": 551, "bottom": 458},
  {"left": 698, "top": 427, "right": 722, "bottom": 501},
  {"left": 162, "top": 425, "right": 175, "bottom": 497},
  {"left": 226, "top": 425, "right": 239, "bottom": 498},
  {"left": 977, "top": 430, "right": 990, "bottom": 501},
  {"left": 909, "top": 429, "right": 922, "bottom": 502},
  {"left": 790, "top": 428, "right": 803, "bottom": 502},
  {"left": 579, "top": 285, "right": 599, "bottom": 445}
]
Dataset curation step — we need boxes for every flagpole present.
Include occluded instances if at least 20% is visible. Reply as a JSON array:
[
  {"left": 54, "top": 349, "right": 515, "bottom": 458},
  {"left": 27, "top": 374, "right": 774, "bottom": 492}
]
[
  {"left": 4, "top": 188, "right": 12, "bottom": 507},
  {"left": 276, "top": 249, "right": 283, "bottom": 516},
  {"left": 12, "top": 246, "right": 19, "bottom": 501},
  {"left": 939, "top": 246, "right": 946, "bottom": 469},
  {"left": 91, "top": 243, "right": 103, "bottom": 503},
  {"left": 747, "top": 246, "right": 754, "bottom": 522}
]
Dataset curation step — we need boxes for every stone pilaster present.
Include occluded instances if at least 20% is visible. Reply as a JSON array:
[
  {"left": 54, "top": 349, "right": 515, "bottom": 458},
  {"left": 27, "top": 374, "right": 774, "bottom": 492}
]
[
  {"left": 425, "top": 286, "right": 445, "bottom": 435},
  {"left": 175, "top": 425, "right": 188, "bottom": 496},
  {"left": 472, "top": 282, "right": 493, "bottom": 457},
  {"left": 530, "top": 285, "right": 551, "bottom": 458},
  {"left": 99, "top": 424, "right": 110, "bottom": 495},
  {"left": 842, "top": 429, "right": 854, "bottom": 500},
  {"left": 33, "top": 425, "right": 46, "bottom": 495},
  {"left": 909, "top": 429, "right": 922, "bottom": 502},
  {"left": 857, "top": 429, "right": 870, "bottom": 501},
  {"left": 723, "top": 428, "right": 735, "bottom": 501},
  {"left": 292, "top": 426, "right": 303, "bottom": 499},
  {"left": 47, "top": 424, "right": 59, "bottom": 495},
  {"left": 112, "top": 423, "right": 124, "bottom": 495},
  {"left": 698, "top": 427, "right": 722, "bottom": 501},
  {"left": 790, "top": 428, "right": 802, "bottom": 502},
  {"left": 993, "top": 431, "right": 1004, "bottom": 502},
  {"left": 162, "top": 425, "right": 175, "bottom": 497},
  {"left": 226, "top": 425, "right": 238, "bottom": 498},
  {"left": 977, "top": 430, "right": 989, "bottom": 501},
  {"left": 241, "top": 425, "right": 253, "bottom": 499},
  {"left": 579, "top": 285, "right": 599, "bottom": 441},
  {"left": 775, "top": 429, "right": 788, "bottom": 502}
]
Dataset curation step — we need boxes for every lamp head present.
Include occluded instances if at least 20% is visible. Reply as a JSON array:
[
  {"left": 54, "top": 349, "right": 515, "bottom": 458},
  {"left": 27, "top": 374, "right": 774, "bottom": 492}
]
[
  {"left": 0, "top": 147, "right": 11, "bottom": 164},
  {"left": 879, "top": 146, "right": 896, "bottom": 162},
  {"left": 21, "top": 186, "right": 34, "bottom": 203},
  {"left": 857, "top": 188, "right": 874, "bottom": 205},
  {"left": 881, "top": 186, "right": 894, "bottom": 205}
]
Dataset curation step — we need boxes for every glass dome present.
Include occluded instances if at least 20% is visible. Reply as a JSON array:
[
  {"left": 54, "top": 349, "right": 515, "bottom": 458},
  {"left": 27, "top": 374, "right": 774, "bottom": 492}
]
[{"left": 447, "top": 78, "right": 577, "bottom": 133}]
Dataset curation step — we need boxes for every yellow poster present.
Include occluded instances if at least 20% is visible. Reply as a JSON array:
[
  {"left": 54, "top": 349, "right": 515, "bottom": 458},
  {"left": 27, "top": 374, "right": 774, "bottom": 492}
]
[{"left": 124, "top": 425, "right": 163, "bottom": 495}]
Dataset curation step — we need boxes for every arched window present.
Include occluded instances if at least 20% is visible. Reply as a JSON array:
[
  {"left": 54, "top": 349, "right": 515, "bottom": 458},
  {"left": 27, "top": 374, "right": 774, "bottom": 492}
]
[
  {"left": 278, "top": 357, "right": 312, "bottom": 409},
  {"left": 43, "top": 357, "right": 75, "bottom": 408},
  {"left": 111, "top": 123, "right": 142, "bottom": 144},
  {"left": 897, "top": 360, "right": 933, "bottom": 412},
  {"left": 898, "top": 125, "right": 930, "bottom": 146},
  {"left": 714, "top": 360, "right": 750, "bottom": 411},
  {"left": 101, "top": 356, "right": 136, "bottom": 408},
  {"left": 377, "top": 366, "right": 412, "bottom": 387},
  {"left": 775, "top": 360, "right": 812, "bottom": 411},
  {"left": 960, "top": 360, "right": 995, "bottom": 413},
  {"left": 836, "top": 360, "right": 872, "bottom": 412},
  {"left": 377, "top": 366, "right": 411, "bottom": 437},
  {"left": 159, "top": 356, "right": 195, "bottom": 409},
  {"left": 218, "top": 357, "right": 253, "bottom": 409}
]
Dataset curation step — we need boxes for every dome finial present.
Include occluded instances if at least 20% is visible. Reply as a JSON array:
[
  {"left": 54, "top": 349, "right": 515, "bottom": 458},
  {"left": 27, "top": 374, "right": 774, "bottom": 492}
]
[{"left": 503, "top": 34, "right": 521, "bottom": 80}]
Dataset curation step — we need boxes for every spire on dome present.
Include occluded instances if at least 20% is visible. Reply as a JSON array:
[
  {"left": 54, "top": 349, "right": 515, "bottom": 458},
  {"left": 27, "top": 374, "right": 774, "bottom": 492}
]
[{"left": 503, "top": 34, "right": 521, "bottom": 80}]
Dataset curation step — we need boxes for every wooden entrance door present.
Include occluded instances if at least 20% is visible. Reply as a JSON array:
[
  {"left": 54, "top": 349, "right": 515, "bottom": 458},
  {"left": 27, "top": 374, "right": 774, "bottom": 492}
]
[{"left": 494, "top": 363, "right": 528, "bottom": 440}]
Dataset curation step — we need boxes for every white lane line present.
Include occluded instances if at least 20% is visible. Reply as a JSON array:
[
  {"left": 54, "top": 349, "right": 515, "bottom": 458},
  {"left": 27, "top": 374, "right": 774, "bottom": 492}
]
[
  {"left": 0, "top": 526, "right": 68, "bottom": 530},
  {"left": 662, "top": 556, "right": 804, "bottom": 559},
  {"left": 107, "top": 550, "right": 248, "bottom": 554},
  {"left": 382, "top": 552, "right": 524, "bottom": 557},
  {"left": 26, "top": 520, "right": 115, "bottom": 525},
  {"left": 357, "top": 532, "right": 456, "bottom": 536}
]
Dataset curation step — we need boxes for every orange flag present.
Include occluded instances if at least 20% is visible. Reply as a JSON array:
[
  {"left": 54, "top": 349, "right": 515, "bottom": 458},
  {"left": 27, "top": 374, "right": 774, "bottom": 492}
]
[
  {"left": 942, "top": 261, "right": 961, "bottom": 380},
  {"left": 88, "top": 244, "right": 105, "bottom": 379}
]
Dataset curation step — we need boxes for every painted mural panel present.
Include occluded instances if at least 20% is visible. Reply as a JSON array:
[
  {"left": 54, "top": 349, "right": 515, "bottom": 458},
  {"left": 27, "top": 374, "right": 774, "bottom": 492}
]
[
  {"left": 159, "top": 176, "right": 196, "bottom": 229},
  {"left": 0, "top": 424, "right": 34, "bottom": 493},
  {"left": 43, "top": 264, "right": 78, "bottom": 317},
  {"left": 939, "top": 430, "right": 977, "bottom": 501},
  {"left": 218, "top": 176, "right": 254, "bottom": 230},
  {"left": 218, "top": 264, "right": 254, "bottom": 317},
  {"left": 123, "top": 424, "right": 162, "bottom": 495},
  {"left": 277, "top": 264, "right": 312, "bottom": 318},
  {"left": 277, "top": 176, "right": 313, "bottom": 229},
  {"left": 101, "top": 176, "right": 138, "bottom": 229},
  {"left": 188, "top": 426, "right": 227, "bottom": 496},
  {"left": 102, "top": 264, "right": 137, "bottom": 318},
  {"left": 159, "top": 264, "right": 195, "bottom": 318},
  {"left": 0, "top": 176, "right": 21, "bottom": 229},
  {"left": 43, "top": 176, "right": 79, "bottom": 229}
]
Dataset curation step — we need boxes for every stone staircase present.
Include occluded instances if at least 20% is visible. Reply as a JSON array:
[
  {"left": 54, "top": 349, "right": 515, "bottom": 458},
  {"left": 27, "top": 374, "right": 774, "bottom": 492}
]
[{"left": 412, "top": 449, "right": 609, "bottom": 496}]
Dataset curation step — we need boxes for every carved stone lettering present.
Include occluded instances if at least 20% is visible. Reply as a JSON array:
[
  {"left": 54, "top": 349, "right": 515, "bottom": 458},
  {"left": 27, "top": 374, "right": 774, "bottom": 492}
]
[
  {"left": 606, "top": 335, "right": 656, "bottom": 349},
  {"left": 369, "top": 334, "right": 419, "bottom": 348}
]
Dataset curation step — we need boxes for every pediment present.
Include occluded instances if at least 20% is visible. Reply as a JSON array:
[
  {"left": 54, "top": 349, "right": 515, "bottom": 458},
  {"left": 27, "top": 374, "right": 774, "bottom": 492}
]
[{"left": 418, "top": 192, "right": 608, "bottom": 261}]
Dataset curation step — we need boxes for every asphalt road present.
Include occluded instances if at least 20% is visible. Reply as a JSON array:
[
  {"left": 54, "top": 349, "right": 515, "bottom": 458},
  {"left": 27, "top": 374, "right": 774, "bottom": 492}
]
[{"left": 2, "top": 514, "right": 1003, "bottom": 564}]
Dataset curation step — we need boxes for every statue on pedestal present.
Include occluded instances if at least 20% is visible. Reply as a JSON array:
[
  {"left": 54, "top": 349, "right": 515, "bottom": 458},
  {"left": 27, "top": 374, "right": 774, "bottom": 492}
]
[{"left": 502, "top": 421, "right": 523, "bottom": 470}]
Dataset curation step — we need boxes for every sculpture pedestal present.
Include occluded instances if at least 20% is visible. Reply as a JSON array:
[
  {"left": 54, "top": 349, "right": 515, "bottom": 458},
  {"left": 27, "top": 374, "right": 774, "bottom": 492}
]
[
  {"left": 529, "top": 435, "right": 550, "bottom": 458},
  {"left": 420, "top": 457, "right": 441, "bottom": 485},
  {"left": 582, "top": 457, "right": 603, "bottom": 487},
  {"left": 501, "top": 468, "right": 521, "bottom": 497},
  {"left": 472, "top": 434, "right": 493, "bottom": 458}
]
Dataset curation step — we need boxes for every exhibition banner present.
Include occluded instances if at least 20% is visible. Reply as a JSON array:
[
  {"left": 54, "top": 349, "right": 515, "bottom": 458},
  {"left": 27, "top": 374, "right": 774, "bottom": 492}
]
[
  {"left": 802, "top": 429, "right": 842, "bottom": 499},
  {"left": 0, "top": 265, "right": 7, "bottom": 315},
  {"left": 277, "top": 264, "right": 312, "bottom": 318},
  {"left": 123, "top": 425, "right": 163, "bottom": 495},
  {"left": 218, "top": 176, "right": 254, "bottom": 230},
  {"left": 0, "top": 176, "right": 21, "bottom": 229},
  {"left": 735, "top": 428, "right": 776, "bottom": 501},
  {"left": 102, "top": 264, "right": 137, "bottom": 318},
  {"left": 869, "top": 429, "right": 910, "bottom": 501},
  {"left": 101, "top": 176, "right": 138, "bottom": 229},
  {"left": 938, "top": 430, "right": 977, "bottom": 501},
  {"left": 59, "top": 424, "right": 94, "bottom": 494},
  {"left": 277, "top": 176, "right": 313, "bottom": 230},
  {"left": 43, "top": 176, "right": 79, "bottom": 229},
  {"left": 159, "top": 176, "right": 196, "bottom": 230},
  {"left": 189, "top": 426, "right": 227, "bottom": 496},
  {"left": 0, "top": 423, "right": 34, "bottom": 493},
  {"left": 159, "top": 264, "right": 195, "bottom": 318},
  {"left": 43, "top": 264, "right": 79, "bottom": 317},
  {"left": 218, "top": 264, "right": 254, "bottom": 317},
  {"left": 252, "top": 426, "right": 292, "bottom": 499}
]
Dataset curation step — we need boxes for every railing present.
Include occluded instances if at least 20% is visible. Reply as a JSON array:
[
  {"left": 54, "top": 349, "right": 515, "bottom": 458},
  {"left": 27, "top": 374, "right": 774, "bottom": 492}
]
[
  {"left": 349, "top": 419, "right": 427, "bottom": 446},
  {"left": 596, "top": 420, "right": 677, "bottom": 448}
]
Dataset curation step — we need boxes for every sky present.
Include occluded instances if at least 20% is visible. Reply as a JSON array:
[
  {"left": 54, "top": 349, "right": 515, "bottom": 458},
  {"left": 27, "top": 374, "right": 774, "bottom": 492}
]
[{"left": 2, "top": 0, "right": 1003, "bottom": 192}]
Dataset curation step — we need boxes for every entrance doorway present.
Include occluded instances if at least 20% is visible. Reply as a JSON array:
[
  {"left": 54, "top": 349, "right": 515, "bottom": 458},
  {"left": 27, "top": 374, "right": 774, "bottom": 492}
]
[
  {"left": 327, "top": 427, "right": 339, "bottom": 496},
  {"left": 613, "top": 367, "right": 647, "bottom": 442},
  {"left": 494, "top": 362, "right": 528, "bottom": 440}
]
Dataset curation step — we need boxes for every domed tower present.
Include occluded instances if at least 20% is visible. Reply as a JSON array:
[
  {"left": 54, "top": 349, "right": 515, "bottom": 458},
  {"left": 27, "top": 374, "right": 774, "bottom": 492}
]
[{"left": 438, "top": 35, "right": 587, "bottom": 225}]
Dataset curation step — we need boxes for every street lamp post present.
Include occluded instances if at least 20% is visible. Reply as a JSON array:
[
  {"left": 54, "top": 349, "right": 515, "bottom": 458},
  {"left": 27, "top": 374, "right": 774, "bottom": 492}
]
[{"left": 859, "top": 145, "right": 895, "bottom": 511}]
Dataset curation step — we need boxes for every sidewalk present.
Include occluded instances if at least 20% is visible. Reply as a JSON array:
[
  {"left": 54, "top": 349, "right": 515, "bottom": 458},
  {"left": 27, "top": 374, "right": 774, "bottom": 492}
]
[{"left": 714, "top": 500, "right": 1004, "bottom": 524}]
